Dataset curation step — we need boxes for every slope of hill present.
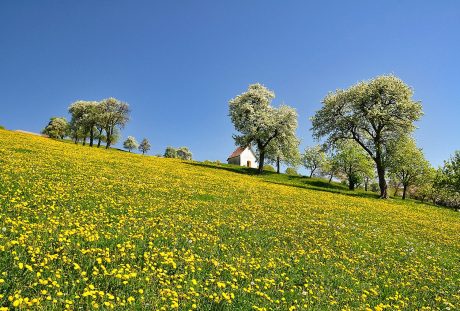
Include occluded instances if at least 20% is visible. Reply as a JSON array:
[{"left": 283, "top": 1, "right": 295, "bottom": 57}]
[{"left": 0, "top": 129, "right": 459, "bottom": 310}]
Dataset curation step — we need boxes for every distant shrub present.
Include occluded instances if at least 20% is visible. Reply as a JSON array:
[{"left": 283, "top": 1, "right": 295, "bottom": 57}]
[
  {"left": 370, "top": 182, "right": 380, "bottom": 192},
  {"left": 285, "top": 167, "right": 299, "bottom": 176},
  {"left": 203, "top": 160, "right": 222, "bottom": 166},
  {"left": 42, "top": 117, "right": 69, "bottom": 139},
  {"left": 176, "top": 147, "right": 192, "bottom": 160},
  {"left": 0, "top": 125, "right": 5, "bottom": 130},
  {"left": 164, "top": 146, "right": 177, "bottom": 158},
  {"left": 164, "top": 146, "right": 192, "bottom": 160},
  {"left": 263, "top": 165, "right": 275, "bottom": 172}
]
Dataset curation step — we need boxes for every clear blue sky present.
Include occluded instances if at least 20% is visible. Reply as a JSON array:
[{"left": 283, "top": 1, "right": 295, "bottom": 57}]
[{"left": 1, "top": 1, "right": 459, "bottom": 167}]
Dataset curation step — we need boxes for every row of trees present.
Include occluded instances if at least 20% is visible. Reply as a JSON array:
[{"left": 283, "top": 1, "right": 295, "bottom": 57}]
[
  {"left": 229, "top": 76, "right": 460, "bottom": 206},
  {"left": 301, "top": 137, "right": 430, "bottom": 200},
  {"left": 122, "top": 136, "right": 152, "bottom": 154},
  {"left": 42, "top": 99, "right": 193, "bottom": 159},
  {"left": 412, "top": 151, "right": 460, "bottom": 207},
  {"left": 122, "top": 140, "right": 193, "bottom": 160},
  {"left": 43, "top": 98, "right": 130, "bottom": 149},
  {"left": 164, "top": 146, "right": 193, "bottom": 160}
]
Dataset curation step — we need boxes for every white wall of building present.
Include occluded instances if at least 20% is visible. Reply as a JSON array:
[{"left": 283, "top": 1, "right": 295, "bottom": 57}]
[
  {"left": 239, "top": 148, "right": 257, "bottom": 168},
  {"left": 227, "top": 147, "right": 258, "bottom": 168}
]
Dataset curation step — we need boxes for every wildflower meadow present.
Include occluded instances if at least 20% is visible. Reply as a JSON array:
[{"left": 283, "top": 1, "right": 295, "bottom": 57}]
[{"left": 0, "top": 129, "right": 459, "bottom": 310}]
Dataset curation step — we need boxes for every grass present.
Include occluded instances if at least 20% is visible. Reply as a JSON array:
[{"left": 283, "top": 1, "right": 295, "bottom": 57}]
[
  {"left": 0, "top": 129, "right": 459, "bottom": 310},
  {"left": 189, "top": 162, "right": 378, "bottom": 199}
]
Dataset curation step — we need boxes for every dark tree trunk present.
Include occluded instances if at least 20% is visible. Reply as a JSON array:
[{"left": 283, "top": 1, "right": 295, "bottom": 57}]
[
  {"left": 106, "top": 128, "right": 112, "bottom": 149},
  {"left": 348, "top": 180, "right": 355, "bottom": 190},
  {"left": 74, "top": 136, "right": 78, "bottom": 144},
  {"left": 376, "top": 160, "right": 388, "bottom": 198},
  {"left": 276, "top": 156, "right": 280, "bottom": 174},
  {"left": 309, "top": 169, "right": 314, "bottom": 178},
  {"left": 89, "top": 127, "right": 94, "bottom": 147},
  {"left": 329, "top": 173, "right": 333, "bottom": 183},
  {"left": 257, "top": 148, "right": 265, "bottom": 174},
  {"left": 364, "top": 177, "right": 369, "bottom": 191},
  {"left": 402, "top": 184, "right": 408, "bottom": 200},
  {"left": 82, "top": 135, "right": 87, "bottom": 146},
  {"left": 348, "top": 174, "right": 355, "bottom": 190},
  {"left": 96, "top": 127, "right": 103, "bottom": 148}
]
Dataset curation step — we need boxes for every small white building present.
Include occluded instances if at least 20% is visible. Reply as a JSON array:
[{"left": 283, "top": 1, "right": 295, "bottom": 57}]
[{"left": 227, "top": 146, "right": 258, "bottom": 168}]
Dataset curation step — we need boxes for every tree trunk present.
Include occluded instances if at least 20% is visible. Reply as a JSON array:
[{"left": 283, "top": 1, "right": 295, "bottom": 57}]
[
  {"left": 96, "top": 127, "right": 103, "bottom": 148},
  {"left": 257, "top": 148, "right": 265, "bottom": 174},
  {"left": 348, "top": 176, "right": 355, "bottom": 190},
  {"left": 402, "top": 184, "right": 408, "bottom": 200},
  {"left": 106, "top": 128, "right": 111, "bottom": 149},
  {"left": 89, "top": 127, "right": 94, "bottom": 147},
  {"left": 82, "top": 135, "right": 87, "bottom": 146},
  {"left": 276, "top": 156, "right": 280, "bottom": 174},
  {"left": 309, "top": 169, "right": 314, "bottom": 178},
  {"left": 364, "top": 177, "right": 369, "bottom": 191},
  {"left": 376, "top": 160, "right": 388, "bottom": 198},
  {"left": 329, "top": 173, "right": 333, "bottom": 183},
  {"left": 349, "top": 183, "right": 355, "bottom": 190}
]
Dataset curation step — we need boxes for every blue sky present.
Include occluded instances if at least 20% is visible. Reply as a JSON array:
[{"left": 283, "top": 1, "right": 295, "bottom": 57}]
[{"left": 1, "top": 1, "right": 459, "bottom": 167}]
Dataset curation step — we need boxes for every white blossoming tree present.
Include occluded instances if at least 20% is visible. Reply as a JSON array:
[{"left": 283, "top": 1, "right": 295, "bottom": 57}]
[
  {"left": 311, "top": 75, "right": 423, "bottom": 198},
  {"left": 229, "top": 83, "right": 298, "bottom": 174},
  {"left": 123, "top": 136, "right": 138, "bottom": 153}
]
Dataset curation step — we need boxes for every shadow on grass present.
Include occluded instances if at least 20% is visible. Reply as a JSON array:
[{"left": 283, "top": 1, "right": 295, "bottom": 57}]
[
  {"left": 264, "top": 179, "right": 380, "bottom": 200},
  {"left": 184, "top": 162, "right": 381, "bottom": 200},
  {"left": 184, "top": 161, "right": 262, "bottom": 176}
]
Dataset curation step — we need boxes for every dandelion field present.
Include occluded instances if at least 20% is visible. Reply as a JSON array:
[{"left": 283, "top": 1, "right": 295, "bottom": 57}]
[{"left": 0, "top": 129, "right": 459, "bottom": 310}]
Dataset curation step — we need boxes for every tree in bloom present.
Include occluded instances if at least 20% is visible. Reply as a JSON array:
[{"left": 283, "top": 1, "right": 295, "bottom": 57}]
[
  {"left": 229, "top": 83, "right": 298, "bottom": 174},
  {"left": 42, "top": 117, "right": 69, "bottom": 139},
  {"left": 138, "top": 138, "right": 151, "bottom": 155},
  {"left": 311, "top": 75, "right": 423, "bottom": 198},
  {"left": 123, "top": 136, "right": 138, "bottom": 152}
]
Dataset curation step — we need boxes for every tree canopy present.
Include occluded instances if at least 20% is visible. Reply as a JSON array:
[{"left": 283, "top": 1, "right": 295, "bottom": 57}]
[
  {"left": 123, "top": 136, "right": 138, "bottom": 152},
  {"left": 164, "top": 146, "right": 192, "bottom": 160},
  {"left": 229, "top": 84, "right": 298, "bottom": 173},
  {"left": 68, "top": 101, "right": 99, "bottom": 146},
  {"left": 176, "top": 147, "right": 193, "bottom": 160},
  {"left": 311, "top": 75, "right": 423, "bottom": 198},
  {"left": 138, "top": 138, "right": 151, "bottom": 155},
  {"left": 265, "top": 118, "right": 300, "bottom": 173},
  {"left": 99, "top": 98, "right": 130, "bottom": 149},
  {"left": 301, "top": 145, "right": 326, "bottom": 178},
  {"left": 332, "top": 140, "right": 374, "bottom": 190},
  {"left": 42, "top": 117, "right": 69, "bottom": 139},
  {"left": 432, "top": 151, "right": 460, "bottom": 207},
  {"left": 387, "top": 136, "right": 430, "bottom": 199}
]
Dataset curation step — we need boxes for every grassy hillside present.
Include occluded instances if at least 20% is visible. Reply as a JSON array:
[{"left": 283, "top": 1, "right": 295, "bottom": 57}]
[{"left": 0, "top": 129, "right": 459, "bottom": 310}]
